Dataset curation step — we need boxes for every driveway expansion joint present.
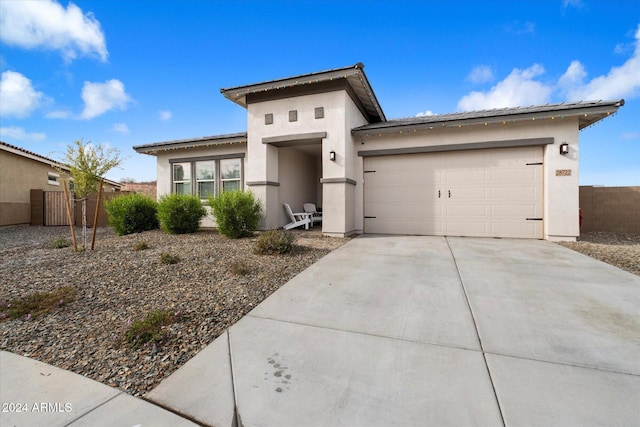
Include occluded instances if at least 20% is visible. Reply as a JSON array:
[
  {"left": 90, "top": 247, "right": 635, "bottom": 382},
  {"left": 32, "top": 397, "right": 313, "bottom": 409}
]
[
  {"left": 246, "top": 313, "right": 483, "bottom": 353},
  {"left": 446, "top": 236, "right": 506, "bottom": 427}
]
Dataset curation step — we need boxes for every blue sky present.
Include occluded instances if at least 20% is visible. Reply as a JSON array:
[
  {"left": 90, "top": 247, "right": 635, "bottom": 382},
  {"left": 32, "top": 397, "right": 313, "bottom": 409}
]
[{"left": 1, "top": 0, "right": 638, "bottom": 185}]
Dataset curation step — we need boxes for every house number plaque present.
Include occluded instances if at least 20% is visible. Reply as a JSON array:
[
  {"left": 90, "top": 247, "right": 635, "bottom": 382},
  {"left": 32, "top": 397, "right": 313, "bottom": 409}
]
[{"left": 555, "top": 169, "right": 572, "bottom": 176}]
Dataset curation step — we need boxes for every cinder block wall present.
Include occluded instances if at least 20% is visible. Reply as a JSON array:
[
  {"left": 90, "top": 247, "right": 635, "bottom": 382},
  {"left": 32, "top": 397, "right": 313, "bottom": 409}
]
[{"left": 580, "top": 186, "right": 640, "bottom": 234}]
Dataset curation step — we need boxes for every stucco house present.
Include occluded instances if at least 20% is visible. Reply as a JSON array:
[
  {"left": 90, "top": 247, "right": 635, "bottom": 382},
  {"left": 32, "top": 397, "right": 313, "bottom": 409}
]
[
  {"left": 0, "top": 142, "right": 122, "bottom": 227},
  {"left": 133, "top": 63, "right": 623, "bottom": 241}
]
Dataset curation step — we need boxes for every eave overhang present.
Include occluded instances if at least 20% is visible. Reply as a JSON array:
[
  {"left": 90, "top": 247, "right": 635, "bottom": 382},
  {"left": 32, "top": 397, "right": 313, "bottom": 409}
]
[
  {"left": 352, "top": 99, "right": 625, "bottom": 137},
  {"left": 220, "top": 63, "right": 385, "bottom": 123},
  {"left": 133, "top": 132, "right": 248, "bottom": 155}
]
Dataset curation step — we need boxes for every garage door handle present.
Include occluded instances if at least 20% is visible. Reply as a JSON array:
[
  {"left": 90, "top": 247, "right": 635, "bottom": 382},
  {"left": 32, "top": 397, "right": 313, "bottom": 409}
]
[
  {"left": 438, "top": 190, "right": 441, "bottom": 198},
  {"left": 448, "top": 190, "right": 451, "bottom": 198}
]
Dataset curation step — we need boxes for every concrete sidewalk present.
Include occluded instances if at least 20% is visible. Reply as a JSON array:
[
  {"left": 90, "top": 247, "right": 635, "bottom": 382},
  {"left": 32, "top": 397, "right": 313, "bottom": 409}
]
[
  {"left": 147, "top": 235, "right": 640, "bottom": 426},
  {"left": 0, "top": 350, "right": 198, "bottom": 426},
  {"left": 3, "top": 235, "right": 639, "bottom": 426}
]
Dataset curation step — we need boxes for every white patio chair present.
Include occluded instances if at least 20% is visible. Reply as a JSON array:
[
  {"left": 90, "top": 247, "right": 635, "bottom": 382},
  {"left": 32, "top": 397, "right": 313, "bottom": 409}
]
[
  {"left": 303, "top": 203, "right": 323, "bottom": 225},
  {"left": 283, "top": 203, "right": 312, "bottom": 230}
]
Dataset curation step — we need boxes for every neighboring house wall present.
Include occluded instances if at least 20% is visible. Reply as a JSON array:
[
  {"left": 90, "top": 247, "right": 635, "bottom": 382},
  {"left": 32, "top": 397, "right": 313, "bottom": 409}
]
[
  {"left": 0, "top": 149, "right": 63, "bottom": 226},
  {"left": 120, "top": 182, "right": 157, "bottom": 200},
  {"left": 580, "top": 186, "right": 640, "bottom": 234},
  {"left": 353, "top": 117, "right": 580, "bottom": 241}
]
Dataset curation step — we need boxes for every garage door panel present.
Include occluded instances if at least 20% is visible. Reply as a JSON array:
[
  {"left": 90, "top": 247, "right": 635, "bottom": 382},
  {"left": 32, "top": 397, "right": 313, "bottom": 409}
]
[
  {"left": 490, "top": 167, "right": 539, "bottom": 182},
  {"left": 491, "top": 204, "right": 540, "bottom": 217},
  {"left": 445, "top": 169, "right": 487, "bottom": 183},
  {"left": 364, "top": 147, "right": 543, "bottom": 238},
  {"left": 448, "top": 187, "right": 489, "bottom": 200},
  {"left": 446, "top": 204, "right": 488, "bottom": 216},
  {"left": 491, "top": 186, "right": 540, "bottom": 200}
]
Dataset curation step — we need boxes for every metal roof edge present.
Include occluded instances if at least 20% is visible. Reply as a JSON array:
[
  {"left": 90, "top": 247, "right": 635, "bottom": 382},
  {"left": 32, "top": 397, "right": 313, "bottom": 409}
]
[
  {"left": 1, "top": 141, "right": 122, "bottom": 188},
  {"left": 352, "top": 99, "right": 624, "bottom": 135},
  {"left": 220, "top": 63, "right": 364, "bottom": 94},
  {"left": 133, "top": 132, "right": 248, "bottom": 154}
]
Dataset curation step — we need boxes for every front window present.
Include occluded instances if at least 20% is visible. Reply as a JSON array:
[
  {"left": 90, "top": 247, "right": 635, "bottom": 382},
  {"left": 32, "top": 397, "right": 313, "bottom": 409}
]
[
  {"left": 171, "top": 156, "right": 243, "bottom": 199},
  {"left": 221, "top": 158, "right": 241, "bottom": 192},
  {"left": 173, "top": 163, "right": 191, "bottom": 194},
  {"left": 196, "top": 160, "right": 215, "bottom": 198}
]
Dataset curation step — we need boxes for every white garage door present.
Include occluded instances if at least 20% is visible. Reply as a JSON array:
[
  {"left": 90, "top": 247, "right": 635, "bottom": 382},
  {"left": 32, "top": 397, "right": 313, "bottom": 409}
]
[{"left": 364, "top": 146, "right": 543, "bottom": 238}]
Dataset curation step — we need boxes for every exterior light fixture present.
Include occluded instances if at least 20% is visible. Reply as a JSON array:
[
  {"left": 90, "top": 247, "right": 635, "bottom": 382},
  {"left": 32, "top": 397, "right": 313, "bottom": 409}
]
[
  {"left": 329, "top": 150, "right": 336, "bottom": 161},
  {"left": 559, "top": 142, "right": 569, "bottom": 155}
]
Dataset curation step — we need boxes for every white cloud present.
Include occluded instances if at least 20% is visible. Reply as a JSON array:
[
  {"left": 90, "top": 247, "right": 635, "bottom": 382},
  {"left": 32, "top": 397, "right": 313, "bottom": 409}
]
[
  {"left": 0, "top": 0, "right": 107, "bottom": 62},
  {"left": 80, "top": 79, "right": 132, "bottom": 119},
  {"left": 416, "top": 110, "right": 434, "bottom": 117},
  {"left": 46, "top": 110, "right": 72, "bottom": 119},
  {"left": 563, "top": 0, "right": 584, "bottom": 9},
  {"left": 457, "top": 64, "right": 552, "bottom": 111},
  {"left": 0, "top": 70, "right": 44, "bottom": 118},
  {"left": 505, "top": 21, "right": 535, "bottom": 35},
  {"left": 0, "top": 126, "right": 46, "bottom": 141},
  {"left": 113, "top": 123, "right": 130, "bottom": 133},
  {"left": 619, "top": 131, "right": 638, "bottom": 141},
  {"left": 159, "top": 110, "right": 172, "bottom": 120},
  {"left": 559, "top": 24, "right": 640, "bottom": 101},
  {"left": 467, "top": 65, "right": 494, "bottom": 84}
]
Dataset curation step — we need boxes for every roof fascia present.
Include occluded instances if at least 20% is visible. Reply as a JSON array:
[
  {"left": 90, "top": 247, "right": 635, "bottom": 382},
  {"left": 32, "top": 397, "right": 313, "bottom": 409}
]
[
  {"left": 1, "top": 143, "right": 69, "bottom": 171},
  {"left": 133, "top": 133, "right": 248, "bottom": 155},
  {"left": 352, "top": 101, "right": 623, "bottom": 136}
]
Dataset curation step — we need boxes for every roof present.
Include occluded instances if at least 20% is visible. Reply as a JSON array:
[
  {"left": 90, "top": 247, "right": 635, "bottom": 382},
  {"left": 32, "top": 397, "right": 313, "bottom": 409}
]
[
  {"left": 133, "top": 132, "right": 248, "bottom": 154},
  {"left": 0, "top": 141, "right": 123, "bottom": 188},
  {"left": 352, "top": 99, "right": 625, "bottom": 135},
  {"left": 220, "top": 63, "right": 385, "bottom": 123}
]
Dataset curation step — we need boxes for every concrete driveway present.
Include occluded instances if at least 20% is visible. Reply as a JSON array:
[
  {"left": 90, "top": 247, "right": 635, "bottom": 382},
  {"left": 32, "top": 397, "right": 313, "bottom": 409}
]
[{"left": 148, "top": 235, "right": 640, "bottom": 426}]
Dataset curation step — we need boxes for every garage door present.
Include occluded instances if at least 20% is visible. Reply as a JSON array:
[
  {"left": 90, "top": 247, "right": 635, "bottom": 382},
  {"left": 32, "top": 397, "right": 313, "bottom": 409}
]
[{"left": 363, "top": 146, "right": 543, "bottom": 238}]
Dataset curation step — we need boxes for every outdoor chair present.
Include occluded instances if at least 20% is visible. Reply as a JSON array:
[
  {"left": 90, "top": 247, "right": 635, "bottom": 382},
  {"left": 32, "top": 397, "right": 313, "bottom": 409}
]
[
  {"left": 283, "top": 203, "right": 312, "bottom": 230},
  {"left": 303, "top": 203, "right": 323, "bottom": 225}
]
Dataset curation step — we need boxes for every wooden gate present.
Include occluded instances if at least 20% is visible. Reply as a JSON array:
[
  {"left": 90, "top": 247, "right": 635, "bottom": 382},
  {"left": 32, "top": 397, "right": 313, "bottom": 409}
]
[{"left": 44, "top": 191, "right": 72, "bottom": 226}]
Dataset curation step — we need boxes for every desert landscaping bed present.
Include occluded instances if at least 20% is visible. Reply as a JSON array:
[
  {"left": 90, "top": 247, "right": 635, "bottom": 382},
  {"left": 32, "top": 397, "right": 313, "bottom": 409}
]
[
  {"left": 557, "top": 231, "right": 640, "bottom": 276},
  {"left": 0, "top": 226, "right": 348, "bottom": 397},
  {"left": 1, "top": 227, "right": 637, "bottom": 398}
]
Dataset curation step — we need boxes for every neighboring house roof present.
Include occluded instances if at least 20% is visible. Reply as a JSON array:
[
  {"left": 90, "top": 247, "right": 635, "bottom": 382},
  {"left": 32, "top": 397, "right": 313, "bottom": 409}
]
[
  {"left": 220, "top": 63, "right": 385, "bottom": 123},
  {"left": 133, "top": 132, "right": 248, "bottom": 154},
  {"left": 0, "top": 141, "right": 122, "bottom": 189},
  {"left": 352, "top": 99, "right": 625, "bottom": 136}
]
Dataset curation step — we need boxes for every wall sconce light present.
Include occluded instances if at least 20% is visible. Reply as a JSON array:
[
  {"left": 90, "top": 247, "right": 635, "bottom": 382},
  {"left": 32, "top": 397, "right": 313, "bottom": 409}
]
[
  {"left": 329, "top": 150, "right": 336, "bottom": 161},
  {"left": 559, "top": 142, "right": 569, "bottom": 155}
]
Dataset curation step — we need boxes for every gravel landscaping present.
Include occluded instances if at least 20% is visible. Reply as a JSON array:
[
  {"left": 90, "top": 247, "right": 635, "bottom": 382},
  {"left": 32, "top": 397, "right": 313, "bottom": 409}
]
[
  {"left": 557, "top": 231, "right": 640, "bottom": 276},
  {"left": 1, "top": 226, "right": 637, "bottom": 399},
  {"left": 0, "top": 225, "right": 348, "bottom": 397}
]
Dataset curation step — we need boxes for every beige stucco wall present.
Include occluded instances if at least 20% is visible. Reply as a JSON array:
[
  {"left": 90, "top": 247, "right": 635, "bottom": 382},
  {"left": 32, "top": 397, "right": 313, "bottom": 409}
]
[
  {"left": 246, "top": 90, "right": 363, "bottom": 234},
  {"left": 154, "top": 142, "right": 248, "bottom": 227},
  {"left": 0, "top": 150, "right": 64, "bottom": 226},
  {"left": 277, "top": 147, "right": 320, "bottom": 227},
  {"left": 355, "top": 117, "right": 581, "bottom": 240}
]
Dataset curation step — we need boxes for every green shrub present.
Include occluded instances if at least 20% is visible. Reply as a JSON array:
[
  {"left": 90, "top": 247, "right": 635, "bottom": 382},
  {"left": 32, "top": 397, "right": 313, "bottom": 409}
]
[
  {"left": 1, "top": 286, "right": 75, "bottom": 322},
  {"left": 157, "top": 194, "right": 206, "bottom": 234},
  {"left": 51, "top": 236, "right": 71, "bottom": 249},
  {"left": 253, "top": 230, "right": 296, "bottom": 255},
  {"left": 124, "top": 310, "right": 174, "bottom": 348},
  {"left": 160, "top": 252, "right": 180, "bottom": 265},
  {"left": 105, "top": 193, "right": 159, "bottom": 236},
  {"left": 209, "top": 190, "right": 262, "bottom": 239}
]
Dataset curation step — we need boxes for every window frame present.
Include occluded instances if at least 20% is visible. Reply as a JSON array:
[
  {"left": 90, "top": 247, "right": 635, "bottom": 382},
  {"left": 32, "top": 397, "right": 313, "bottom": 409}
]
[{"left": 169, "top": 153, "right": 245, "bottom": 200}]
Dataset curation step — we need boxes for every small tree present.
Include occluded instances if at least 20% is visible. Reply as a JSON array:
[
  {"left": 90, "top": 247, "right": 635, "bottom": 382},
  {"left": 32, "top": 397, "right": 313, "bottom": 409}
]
[{"left": 60, "top": 140, "right": 124, "bottom": 250}]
